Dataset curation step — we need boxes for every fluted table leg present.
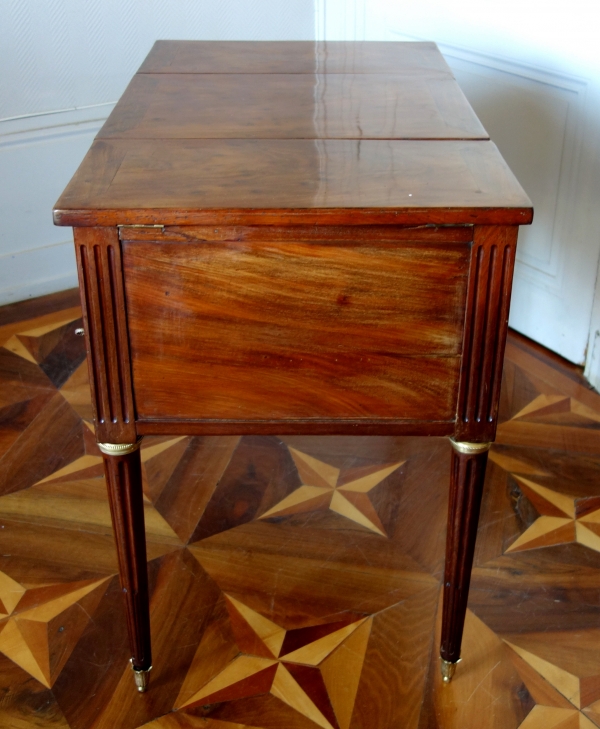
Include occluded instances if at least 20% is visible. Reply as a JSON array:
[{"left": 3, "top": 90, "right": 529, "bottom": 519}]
[
  {"left": 99, "top": 438, "right": 152, "bottom": 692},
  {"left": 440, "top": 438, "right": 491, "bottom": 683}
]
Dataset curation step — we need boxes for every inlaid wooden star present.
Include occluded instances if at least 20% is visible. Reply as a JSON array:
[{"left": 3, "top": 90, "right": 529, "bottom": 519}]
[
  {"left": 506, "top": 477, "right": 600, "bottom": 554},
  {"left": 511, "top": 394, "right": 600, "bottom": 426},
  {"left": 0, "top": 437, "right": 187, "bottom": 544},
  {"left": 178, "top": 594, "right": 372, "bottom": 729},
  {"left": 0, "top": 572, "right": 109, "bottom": 687},
  {"left": 1, "top": 311, "right": 87, "bottom": 390},
  {"left": 505, "top": 635, "right": 600, "bottom": 728},
  {"left": 0, "top": 569, "right": 26, "bottom": 619},
  {"left": 2, "top": 316, "right": 80, "bottom": 366},
  {"left": 497, "top": 388, "right": 600, "bottom": 453},
  {"left": 259, "top": 447, "right": 404, "bottom": 536}
]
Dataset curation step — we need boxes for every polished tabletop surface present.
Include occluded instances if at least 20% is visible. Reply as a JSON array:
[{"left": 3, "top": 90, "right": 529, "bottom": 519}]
[
  {"left": 54, "top": 41, "right": 532, "bottom": 228},
  {"left": 96, "top": 73, "right": 488, "bottom": 140},
  {"left": 138, "top": 40, "right": 457, "bottom": 75}
]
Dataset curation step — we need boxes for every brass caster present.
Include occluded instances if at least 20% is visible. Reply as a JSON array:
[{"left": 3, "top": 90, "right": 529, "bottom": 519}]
[
  {"left": 440, "top": 657, "right": 460, "bottom": 683},
  {"left": 130, "top": 659, "right": 152, "bottom": 693}
]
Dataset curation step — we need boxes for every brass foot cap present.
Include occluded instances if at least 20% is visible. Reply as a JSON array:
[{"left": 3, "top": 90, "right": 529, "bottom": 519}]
[
  {"left": 440, "top": 657, "right": 460, "bottom": 683},
  {"left": 130, "top": 659, "right": 152, "bottom": 693}
]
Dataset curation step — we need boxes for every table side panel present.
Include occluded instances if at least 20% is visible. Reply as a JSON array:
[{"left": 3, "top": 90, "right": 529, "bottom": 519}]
[{"left": 123, "top": 231, "right": 471, "bottom": 422}]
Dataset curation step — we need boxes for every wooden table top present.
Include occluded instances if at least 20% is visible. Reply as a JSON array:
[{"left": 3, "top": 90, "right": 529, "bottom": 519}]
[
  {"left": 54, "top": 41, "right": 532, "bottom": 228},
  {"left": 138, "top": 40, "right": 458, "bottom": 74}
]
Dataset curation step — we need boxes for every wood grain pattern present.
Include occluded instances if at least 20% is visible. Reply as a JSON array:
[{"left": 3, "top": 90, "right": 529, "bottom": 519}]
[
  {"left": 0, "top": 390, "right": 83, "bottom": 497},
  {"left": 93, "top": 550, "right": 221, "bottom": 729},
  {"left": 54, "top": 139, "right": 532, "bottom": 228},
  {"left": 455, "top": 225, "right": 518, "bottom": 442},
  {"left": 74, "top": 227, "right": 135, "bottom": 443},
  {"left": 0, "top": 578, "right": 108, "bottom": 688},
  {"left": 350, "top": 585, "right": 440, "bottom": 729},
  {"left": 49, "top": 39, "right": 533, "bottom": 716},
  {"left": 102, "top": 448, "right": 151, "bottom": 671},
  {"left": 424, "top": 606, "right": 532, "bottom": 729},
  {"left": 0, "top": 288, "right": 79, "bottom": 327},
  {"left": 119, "top": 223, "right": 475, "bottom": 245},
  {"left": 2, "top": 288, "right": 600, "bottom": 729},
  {"left": 123, "top": 232, "right": 469, "bottom": 423},
  {"left": 53, "top": 43, "right": 531, "bottom": 227},
  {"left": 440, "top": 445, "right": 489, "bottom": 664},
  {"left": 138, "top": 40, "right": 455, "bottom": 76},
  {"left": 97, "top": 73, "right": 488, "bottom": 140},
  {"left": 135, "top": 421, "right": 456, "bottom": 437}
]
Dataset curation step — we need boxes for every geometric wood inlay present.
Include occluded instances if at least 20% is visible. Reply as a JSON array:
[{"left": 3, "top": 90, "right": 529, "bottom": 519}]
[
  {"left": 0, "top": 577, "right": 109, "bottom": 687},
  {"left": 511, "top": 395, "right": 600, "bottom": 426},
  {"left": 505, "top": 637, "right": 600, "bottom": 728},
  {"left": 506, "top": 477, "right": 600, "bottom": 554},
  {"left": 0, "top": 570, "right": 26, "bottom": 617},
  {"left": 260, "top": 447, "right": 404, "bottom": 536},
  {"left": 2, "top": 291, "right": 600, "bottom": 728},
  {"left": 179, "top": 594, "right": 372, "bottom": 729}
]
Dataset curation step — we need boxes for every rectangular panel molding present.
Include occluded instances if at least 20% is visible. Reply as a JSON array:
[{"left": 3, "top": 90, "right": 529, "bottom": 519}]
[{"left": 385, "top": 31, "right": 599, "bottom": 365}]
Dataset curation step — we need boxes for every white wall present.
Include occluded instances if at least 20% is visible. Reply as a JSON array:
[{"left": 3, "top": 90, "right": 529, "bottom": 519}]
[
  {"left": 318, "top": 0, "right": 600, "bottom": 368},
  {"left": 0, "top": 0, "right": 315, "bottom": 305},
  {"left": 5, "top": 0, "right": 600, "bottom": 372}
]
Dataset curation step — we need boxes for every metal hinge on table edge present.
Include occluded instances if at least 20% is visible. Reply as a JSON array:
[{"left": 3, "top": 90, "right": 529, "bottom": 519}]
[{"left": 118, "top": 224, "right": 164, "bottom": 234}]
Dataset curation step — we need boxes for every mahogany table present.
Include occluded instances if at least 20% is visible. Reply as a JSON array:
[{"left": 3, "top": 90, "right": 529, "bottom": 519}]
[{"left": 53, "top": 40, "right": 533, "bottom": 692}]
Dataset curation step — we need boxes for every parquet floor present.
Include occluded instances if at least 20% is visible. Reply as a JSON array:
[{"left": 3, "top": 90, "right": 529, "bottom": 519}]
[{"left": 1, "top": 290, "right": 600, "bottom": 729}]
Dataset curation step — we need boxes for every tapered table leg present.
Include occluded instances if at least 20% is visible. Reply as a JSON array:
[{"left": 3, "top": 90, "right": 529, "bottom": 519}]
[
  {"left": 98, "top": 438, "right": 152, "bottom": 693},
  {"left": 440, "top": 438, "right": 491, "bottom": 683}
]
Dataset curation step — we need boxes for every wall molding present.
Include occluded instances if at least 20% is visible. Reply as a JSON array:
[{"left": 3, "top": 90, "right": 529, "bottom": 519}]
[
  {"left": 427, "top": 39, "right": 587, "bottom": 93},
  {"left": 0, "top": 109, "right": 111, "bottom": 306},
  {"left": 0, "top": 100, "right": 116, "bottom": 125},
  {"left": 0, "top": 103, "right": 114, "bottom": 145},
  {"left": 385, "top": 30, "right": 600, "bottom": 364},
  {"left": 0, "top": 240, "right": 78, "bottom": 304},
  {"left": 392, "top": 32, "right": 588, "bottom": 294},
  {"left": 2, "top": 0, "right": 316, "bottom": 307}
]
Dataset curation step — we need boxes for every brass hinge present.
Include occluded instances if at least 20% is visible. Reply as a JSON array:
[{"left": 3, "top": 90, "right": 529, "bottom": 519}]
[{"left": 118, "top": 224, "right": 164, "bottom": 231}]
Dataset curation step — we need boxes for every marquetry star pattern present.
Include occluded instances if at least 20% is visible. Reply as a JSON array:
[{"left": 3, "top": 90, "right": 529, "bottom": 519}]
[
  {"left": 0, "top": 436, "right": 188, "bottom": 545},
  {"left": 259, "top": 447, "right": 404, "bottom": 536},
  {"left": 6, "top": 295, "right": 600, "bottom": 729},
  {"left": 2, "top": 316, "right": 79, "bottom": 366},
  {"left": 1, "top": 312, "right": 86, "bottom": 390},
  {"left": 505, "top": 638, "right": 600, "bottom": 728},
  {"left": 506, "top": 476, "right": 600, "bottom": 554},
  {"left": 177, "top": 594, "right": 372, "bottom": 729},
  {"left": 510, "top": 394, "right": 600, "bottom": 427},
  {"left": 0, "top": 570, "right": 109, "bottom": 688},
  {"left": 34, "top": 434, "right": 188, "bottom": 487}
]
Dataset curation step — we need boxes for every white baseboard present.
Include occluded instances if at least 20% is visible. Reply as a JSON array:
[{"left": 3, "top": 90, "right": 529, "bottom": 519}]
[
  {"left": 0, "top": 239, "right": 78, "bottom": 306},
  {"left": 0, "top": 107, "right": 112, "bottom": 307},
  {"left": 584, "top": 275, "right": 600, "bottom": 390}
]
